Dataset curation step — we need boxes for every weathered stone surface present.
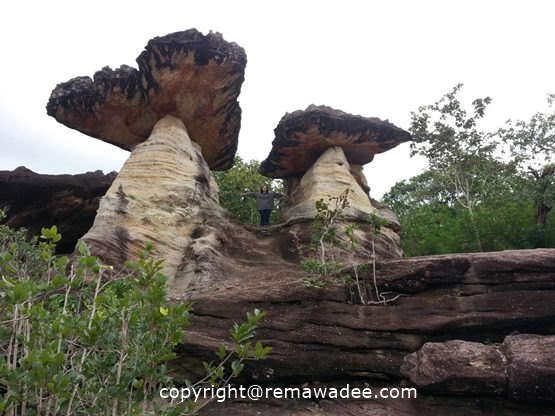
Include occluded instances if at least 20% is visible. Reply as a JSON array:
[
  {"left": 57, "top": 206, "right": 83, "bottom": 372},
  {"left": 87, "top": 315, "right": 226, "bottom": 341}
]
[
  {"left": 81, "top": 115, "right": 223, "bottom": 284},
  {"left": 400, "top": 334, "right": 555, "bottom": 404},
  {"left": 282, "top": 147, "right": 376, "bottom": 221},
  {"left": 505, "top": 334, "right": 555, "bottom": 403},
  {"left": 174, "top": 248, "right": 555, "bottom": 390},
  {"left": 349, "top": 163, "right": 371, "bottom": 194},
  {"left": 0, "top": 167, "right": 115, "bottom": 252},
  {"left": 201, "top": 393, "right": 555, "bottom": 416},
  {"left": 400, "top": 340, "right": 507, "bottom": 395},
  {"left": 259, "top": 105, "right": 411, "bottom": 178},
  {"left": 47, "top": 29, "right": 246, "bottom": 170},
  {"left": 371, "top": 197, "right": 402, "bottom": 232},
  {"left": 280, "top": 146, "right": 402, "bottom": 258}
]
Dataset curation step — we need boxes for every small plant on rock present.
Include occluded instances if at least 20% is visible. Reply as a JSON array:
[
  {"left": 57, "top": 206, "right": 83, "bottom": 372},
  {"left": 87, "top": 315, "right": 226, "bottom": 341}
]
[
  {"left": 302, "top": 189, "right": 351, "bottom": 287},
  {"left": 366, "top": 212, "right": 400, "bottom": 305},
  {"left": 301, "top": 194, "right": 401, "bottom": 305}
]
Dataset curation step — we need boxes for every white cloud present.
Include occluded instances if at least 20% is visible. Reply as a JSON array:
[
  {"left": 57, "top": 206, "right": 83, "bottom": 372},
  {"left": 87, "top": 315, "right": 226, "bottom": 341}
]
[{"left": 1, "top": 0, "right": 554, "bottom": 198}]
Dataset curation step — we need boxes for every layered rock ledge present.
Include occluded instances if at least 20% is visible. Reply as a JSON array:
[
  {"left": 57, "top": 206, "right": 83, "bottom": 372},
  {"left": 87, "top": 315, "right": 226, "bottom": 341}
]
[{"left": 172, "top": 248, "right": 555, "bottom": 414}]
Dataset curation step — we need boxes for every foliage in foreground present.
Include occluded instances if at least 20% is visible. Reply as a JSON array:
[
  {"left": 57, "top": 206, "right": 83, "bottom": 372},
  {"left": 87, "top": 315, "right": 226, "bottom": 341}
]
[{"left": 0, "top": 217, "right": 270, "bottom": 415}]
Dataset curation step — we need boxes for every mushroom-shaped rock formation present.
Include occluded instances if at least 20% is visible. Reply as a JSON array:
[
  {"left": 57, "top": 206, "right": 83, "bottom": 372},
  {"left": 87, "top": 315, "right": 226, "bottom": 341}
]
[
  {"left": 259, "top": 105, "right": 410, "bottom": 219},
  {"left": 259, "top": 105, "right": 409, "bottom": 258},
  {"left": 47, "top": 29, "right": 246, "bottom": 171},
  {"left": 47, "top": 29, "right": 247, "bottom": 282}
]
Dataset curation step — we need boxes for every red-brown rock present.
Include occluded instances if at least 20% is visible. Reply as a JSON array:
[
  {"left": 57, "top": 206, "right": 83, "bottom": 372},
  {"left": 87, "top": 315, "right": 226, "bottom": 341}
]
[
  {"left": 259, "top": 105, "right": 411, "bottom": 178},
  {"left": 400, "top": 334, "right": 555, "bottom": 404},
  {"left": 505, "top": 334, "right": 555, "bottom": 403},
  {"left": 400, "top": 340, "right": 507, "bottom": 395},
  {"left": 0, "top": 167, "right": 115, "bottom": 252},
  {"left": 47, "top": 29, "right": 246, "bottom": 170}
]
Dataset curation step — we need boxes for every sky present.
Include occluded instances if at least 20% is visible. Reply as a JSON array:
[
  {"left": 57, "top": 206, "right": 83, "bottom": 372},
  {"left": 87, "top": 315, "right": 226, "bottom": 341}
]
[{"left": 1, "top": 0, "right": 554, "bottom": 198}]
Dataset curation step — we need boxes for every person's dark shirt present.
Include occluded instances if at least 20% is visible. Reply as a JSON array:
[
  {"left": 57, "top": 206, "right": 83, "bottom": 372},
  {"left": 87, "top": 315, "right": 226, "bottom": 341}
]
[{"left": 246, "top": 192, "right": 282, "bottom": 210}]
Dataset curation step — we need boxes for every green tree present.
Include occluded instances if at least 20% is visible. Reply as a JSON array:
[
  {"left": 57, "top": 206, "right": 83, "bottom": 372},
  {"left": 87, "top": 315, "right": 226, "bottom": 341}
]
[
  {"left": 498, "top": 94, "right": 555, "bottom": 242},
  {"left": 409, "top": 83, "right": 506, "bottom": 251},
  {"left": 213, "top": 156, "right": 283, "bottom": 225},
  {"left": 383, "top": 168, "right": 539, "bottom": 256},
  {"left": 384, "top": 86, "right": 555, "bottom": 255},
  {"left": 383, "top": 171, "right": 466, "bottom": 255},
  {"left": 474, "top": 187, "right": 539, "bottom": 251}
]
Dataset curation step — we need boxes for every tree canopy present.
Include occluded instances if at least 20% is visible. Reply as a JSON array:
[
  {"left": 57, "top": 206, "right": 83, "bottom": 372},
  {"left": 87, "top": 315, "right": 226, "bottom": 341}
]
[
  {"left": 384, "top": 85, "right": 555, "bottom": 256},
  {"left": 498, "top": 95, "right": 555, "bottom": 241}
]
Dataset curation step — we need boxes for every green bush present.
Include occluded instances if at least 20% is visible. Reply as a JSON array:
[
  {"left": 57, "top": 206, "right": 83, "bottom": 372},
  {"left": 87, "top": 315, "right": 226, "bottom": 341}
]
[{"left": 0, "top": 216, "right": 270, "bottom": 415}]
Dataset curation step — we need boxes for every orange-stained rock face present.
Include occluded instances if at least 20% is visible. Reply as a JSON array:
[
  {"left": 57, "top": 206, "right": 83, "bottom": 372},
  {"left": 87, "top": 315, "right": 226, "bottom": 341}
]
[
  {"left": 259, "top": 105, "right": 411, "bottom": 178},
  {"left": 46, "top": 29, "right": 246, "bottom": 171}
]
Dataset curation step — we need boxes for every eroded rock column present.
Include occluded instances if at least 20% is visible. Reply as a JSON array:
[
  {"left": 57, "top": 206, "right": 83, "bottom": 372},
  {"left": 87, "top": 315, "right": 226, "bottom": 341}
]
[
  {"left": 282, "top": 146, "right": 376, "bottom": 220},
  {"left": 82, "top": 115, "right": 220, "bottom": 282},
  {"left": 46, "top": 29, "right": 247, "bottom": 286}
]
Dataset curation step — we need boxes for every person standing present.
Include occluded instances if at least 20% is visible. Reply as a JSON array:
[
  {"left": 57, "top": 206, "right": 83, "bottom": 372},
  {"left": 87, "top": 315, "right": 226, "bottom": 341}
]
[{"left": 242, "top": 185, "right": 283, "bottom": 226}]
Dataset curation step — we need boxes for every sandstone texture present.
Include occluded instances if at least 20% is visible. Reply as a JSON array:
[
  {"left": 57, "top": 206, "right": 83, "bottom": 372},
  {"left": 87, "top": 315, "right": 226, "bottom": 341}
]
[
  {"left": 280, "top": 146, "right": 402, "bottom": 258},
  {"left": 171, "top": 248, "right": 555, "bottom": 414},
  {"left": 281, "top": 146, "right": 377, "bottom": 221},
  {"left": 176, "top": 248, "right": 555, "bottom": 379},
  {"left": 400, "top": 340, "right": 508, "bottom": 395},
  {"left": 505, "top": 334, "right": 555, "bottom": 403},
  {"left": 259, "top": 105, "right": 411, "bottom": 178},
  {"left": 80, "top": 115, "right": 224, "bottom": 286},
  {"left": 401, "top": 334, "right": 555, "bottom": 404},
  {"left": 259, "top": 106, "right": 408, "bottom": 257},
  {"left": 0, "top": 167, "right": 115, "bottom": 252},
  {"left": 46, "top": 29, "right": 246, "bottom": 170}
]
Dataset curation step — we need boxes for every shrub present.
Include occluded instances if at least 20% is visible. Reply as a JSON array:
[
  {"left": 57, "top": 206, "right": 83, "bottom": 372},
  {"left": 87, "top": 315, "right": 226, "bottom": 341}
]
[{"left": 0, "top": 216, "right": 270, "bottom": 415}]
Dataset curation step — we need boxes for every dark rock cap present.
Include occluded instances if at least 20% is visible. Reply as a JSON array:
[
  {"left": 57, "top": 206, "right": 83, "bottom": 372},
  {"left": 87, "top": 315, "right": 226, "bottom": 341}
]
[
  {"left": 259, "top": 105, "right": 411, "bottom": 178},
  {"left": 0, "top": 167, "right": 116, "bottom": 253},
  {"left": 47, "top": 29, "right": 247, "bottom": 171}
]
